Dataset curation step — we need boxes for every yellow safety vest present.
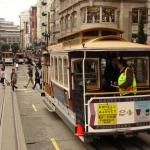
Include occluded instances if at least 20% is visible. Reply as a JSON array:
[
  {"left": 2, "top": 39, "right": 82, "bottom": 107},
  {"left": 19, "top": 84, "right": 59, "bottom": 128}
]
[{"left": 118, "top": 67, "right": 137, "bottom": 96}]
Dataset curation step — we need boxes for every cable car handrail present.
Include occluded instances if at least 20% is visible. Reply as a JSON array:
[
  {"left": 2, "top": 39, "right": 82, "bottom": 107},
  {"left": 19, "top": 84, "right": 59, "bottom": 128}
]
[{"left": 85, "top": 90, "right": 150, "bottom": 96}]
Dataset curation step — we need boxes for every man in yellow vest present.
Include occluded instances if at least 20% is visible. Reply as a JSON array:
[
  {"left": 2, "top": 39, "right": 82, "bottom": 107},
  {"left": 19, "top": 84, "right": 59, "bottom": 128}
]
[{"left": 117, "top": 59, "right": 137, "bottom": 96}]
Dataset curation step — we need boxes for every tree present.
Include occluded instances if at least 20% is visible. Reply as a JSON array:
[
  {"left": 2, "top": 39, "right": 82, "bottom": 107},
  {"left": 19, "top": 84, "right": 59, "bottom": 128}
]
[
  {"left": 11, "top": 43, "right": 19, "bottom": 53},
  {"left": 1, "top": 44, "right": 10, "bottom": 51},
  {"left": 137, "top": 14, "right": 147, "bottom": 44}
]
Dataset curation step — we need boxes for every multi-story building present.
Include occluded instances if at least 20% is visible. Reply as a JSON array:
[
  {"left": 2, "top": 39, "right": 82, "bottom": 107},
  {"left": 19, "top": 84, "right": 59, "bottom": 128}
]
[
  {"left": 50, "top": 0, "right": 60, "bottom": 44},
  {"left": 29, "top": 6, "right": 37, "bottom": 46},
  {"left": 0, "top": 18, "right": 20, "bottom": 47},
  {"left": 19, "top": 11, "right": 30, "bottom": 51},
  {"left": 37, "top": 0, "right": 50, "bottom": 46},
  {"left": 49, "top": 0, "right": 149, "bottom": 44}
]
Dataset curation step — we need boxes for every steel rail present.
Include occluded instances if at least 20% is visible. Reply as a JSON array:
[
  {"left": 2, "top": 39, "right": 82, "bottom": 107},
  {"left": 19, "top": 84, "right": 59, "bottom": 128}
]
[
  {"left": 0, "top": 88, "right": 5, "bottom": 126},
  {"left": 92, "top": 136, "right": 150, "bottom": 150}
]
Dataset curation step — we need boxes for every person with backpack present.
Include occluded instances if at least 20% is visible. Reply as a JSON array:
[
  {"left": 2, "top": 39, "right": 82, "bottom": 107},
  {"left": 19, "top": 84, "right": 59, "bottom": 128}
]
[
  {"left": 24, "top": 65, "right": 34, "bottom": 88},
  {"left": 32, "top": 67, "right": 42, "bottom": 89}
]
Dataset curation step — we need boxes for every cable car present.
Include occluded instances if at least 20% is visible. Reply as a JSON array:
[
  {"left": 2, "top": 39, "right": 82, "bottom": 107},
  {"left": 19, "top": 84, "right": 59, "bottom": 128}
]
[
  {"left": 15, "top": 53, "right": 25, "bottom": 64},
  {"left": 42, "top": 28, "right": 150, "bottom": 142},
  {"left": 2, "top": 52, "right": 13, "bottom": 65}
]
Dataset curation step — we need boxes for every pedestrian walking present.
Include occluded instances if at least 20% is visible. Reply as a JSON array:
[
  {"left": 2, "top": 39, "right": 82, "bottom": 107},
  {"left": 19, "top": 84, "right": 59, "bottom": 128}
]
[
  {"left": 0, "top": 67, "right": 5, "bottom": 86},
  {"left": 15, "top": 62, "right": 19, "bottom": 70},
  {"left": 24, "top": 65, "right": 34, "bottom": 88},
  {"left": 38, "top": 66, "right": 42, "bottom": 88},
  {"left": 11, "top": 68, "right": 18, "bottom": 91},
  {"left": 2, "top": 58, "right": 5, "bottom": 70},
  {"left": 32, "top": 67, "right": 42, "bottom": 89}
]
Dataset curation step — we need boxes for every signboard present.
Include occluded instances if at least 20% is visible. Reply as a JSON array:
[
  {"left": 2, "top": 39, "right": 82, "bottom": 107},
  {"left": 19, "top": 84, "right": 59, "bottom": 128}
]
[
  {"left": 97, "top": 104, "right": 117, "bottom": 125},
  {"left": 88, "top": 95, "right": 150, "bottom": 132}
]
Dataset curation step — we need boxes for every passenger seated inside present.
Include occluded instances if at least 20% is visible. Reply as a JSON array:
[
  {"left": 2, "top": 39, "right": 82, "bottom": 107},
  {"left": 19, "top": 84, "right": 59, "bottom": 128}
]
[{"left": 102, "top": 57, "right": 119, "bottom": 92}]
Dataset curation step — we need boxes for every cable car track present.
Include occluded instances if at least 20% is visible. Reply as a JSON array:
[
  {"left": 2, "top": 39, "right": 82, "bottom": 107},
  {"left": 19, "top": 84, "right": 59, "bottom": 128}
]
[
  {"left": 92, "top": 135, "right": 150, "bottom": 150},
  {"left": 0, "top": 87, "right": 5, "bottom": 126}
]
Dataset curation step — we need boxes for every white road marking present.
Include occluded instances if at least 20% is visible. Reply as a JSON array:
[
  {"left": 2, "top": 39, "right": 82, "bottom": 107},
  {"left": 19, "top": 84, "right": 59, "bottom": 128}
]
[{"left": 32, "top": 104, "right": 38, "bottom": 112}]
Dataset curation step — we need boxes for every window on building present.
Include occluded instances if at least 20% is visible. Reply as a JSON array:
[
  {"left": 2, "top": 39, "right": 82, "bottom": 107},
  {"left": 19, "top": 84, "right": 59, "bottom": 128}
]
[
  {"left": 60, "top": 17, "right": 64, "bottom": 31},
  {"left": 58, "top": 57, "right": 63, "bottom": 84},
  {"left": 71, "top": 11, "right": 77, "bottom": 28},
  {"left": 102, "top": 7, "right": 115, "bottom": 22},
  {"left": 81, "top": 7, "right": 86, "bottom": 23},
  {"left": 65, "top": 14, "right": 70, "bottom": 29},
  {"left": 132, "top": 8, "right": 147, "bottom": 24},
  {"left": 81, "top": 6, "right": 116, "bottom": 24},
  {"left": 87, "top": 6, "right": 100, "bottom": 23}
]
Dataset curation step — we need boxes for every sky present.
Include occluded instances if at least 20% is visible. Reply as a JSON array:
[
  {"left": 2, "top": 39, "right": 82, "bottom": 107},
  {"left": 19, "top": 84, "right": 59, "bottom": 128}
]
[{"left": 0, "top": 0, "right": 37, "bottom": 25}]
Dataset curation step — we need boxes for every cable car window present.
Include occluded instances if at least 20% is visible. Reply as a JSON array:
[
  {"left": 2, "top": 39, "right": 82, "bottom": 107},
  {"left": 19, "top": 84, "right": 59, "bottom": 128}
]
[
  {"left": 51, "top": 57, "right": 54, "bottom": 80},
  {"left": 126, "top": 57, "right": 149, "bottom": 87},
  {"left": 73, "top": 59, "right": 99, "bottom": 89},
  {"left": 58, "top": 57, "right": 63, "bottom": 84},
  {"left": 63, "top": 58, "right": 68, "bottom": 87},
  {"left": 54, "top": 57, "right": 58, "bottom": 81}
]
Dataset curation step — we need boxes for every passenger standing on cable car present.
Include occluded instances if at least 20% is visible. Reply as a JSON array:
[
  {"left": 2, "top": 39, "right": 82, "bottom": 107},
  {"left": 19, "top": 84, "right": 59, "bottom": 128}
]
[
  {"left": 103, "top": 57, "right": 119, "bottom": 92},
  {"left": 117, "top": 59, "right": 137, "bottom": 96}
]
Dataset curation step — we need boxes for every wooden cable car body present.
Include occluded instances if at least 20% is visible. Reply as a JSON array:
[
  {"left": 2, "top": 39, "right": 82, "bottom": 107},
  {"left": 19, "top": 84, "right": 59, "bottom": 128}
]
[
  {"left": 42, "top": 28, "right": 150, "bottom": 141},
  {"left": 1, "top": 52, "right": 13, "bottom": 65},
  {"left": 15, "top": 53, "right": 24, "bottom": 64}
]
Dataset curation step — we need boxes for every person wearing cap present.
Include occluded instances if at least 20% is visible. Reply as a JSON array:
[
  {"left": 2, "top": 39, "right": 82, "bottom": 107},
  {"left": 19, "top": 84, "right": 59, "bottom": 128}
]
[{"left": 117, "top": 59, "right": 137, "bottom": 96}]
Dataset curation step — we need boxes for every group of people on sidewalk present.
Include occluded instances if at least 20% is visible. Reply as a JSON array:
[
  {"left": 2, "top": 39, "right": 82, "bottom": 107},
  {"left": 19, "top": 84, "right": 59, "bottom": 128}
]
[
  {"left": 24, "top": 64, "right": 42, "bottom": 89},
  {"left": 0, "top": 63, "right": 42, "bottom": 91},
  {"left": 0, "top": 67, "right": 18, "bottom": 91}
]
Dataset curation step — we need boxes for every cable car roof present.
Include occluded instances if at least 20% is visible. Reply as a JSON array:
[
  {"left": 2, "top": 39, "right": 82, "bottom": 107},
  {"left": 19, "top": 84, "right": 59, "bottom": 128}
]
[{"left": 48, "top": 37, "right": 150, "bottom": 53}]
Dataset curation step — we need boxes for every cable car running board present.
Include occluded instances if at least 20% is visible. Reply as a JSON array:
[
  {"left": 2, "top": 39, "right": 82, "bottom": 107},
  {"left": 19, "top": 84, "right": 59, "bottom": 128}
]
[{"left": 42, "top": 97, "right": 56, "bottom": 112}]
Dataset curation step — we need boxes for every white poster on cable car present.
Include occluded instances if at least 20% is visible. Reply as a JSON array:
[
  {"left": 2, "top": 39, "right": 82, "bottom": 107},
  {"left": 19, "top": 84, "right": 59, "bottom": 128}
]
[
  {"left": 135, "top": 101, "right": 150, "bottom": 122},
  {"left": 88, "top": 96, "right": 150, "bottom": 133}
]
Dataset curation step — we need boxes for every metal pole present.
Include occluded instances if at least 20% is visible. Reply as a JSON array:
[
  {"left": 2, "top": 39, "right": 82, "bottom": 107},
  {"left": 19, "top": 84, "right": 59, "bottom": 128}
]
[{"left": 82, "top": 51, "right": 87, "bottom": 131}]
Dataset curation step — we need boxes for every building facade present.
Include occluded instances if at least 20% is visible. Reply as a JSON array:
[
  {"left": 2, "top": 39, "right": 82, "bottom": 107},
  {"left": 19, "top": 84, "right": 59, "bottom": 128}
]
[
  {"left": 0, "top": 18, "right": 20, "bottom": 47},
  {"left": 37, "top": 0, "right": 50, "bottom": 46},
  {"left": 19, "top": 11, "right": 30, "bottom": 51},
  {"left": 48, "top": 0, "right": 148, "bottom": 44},
  {"left": 29, "top": 6, "right": 37, "bottom": 46}
]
